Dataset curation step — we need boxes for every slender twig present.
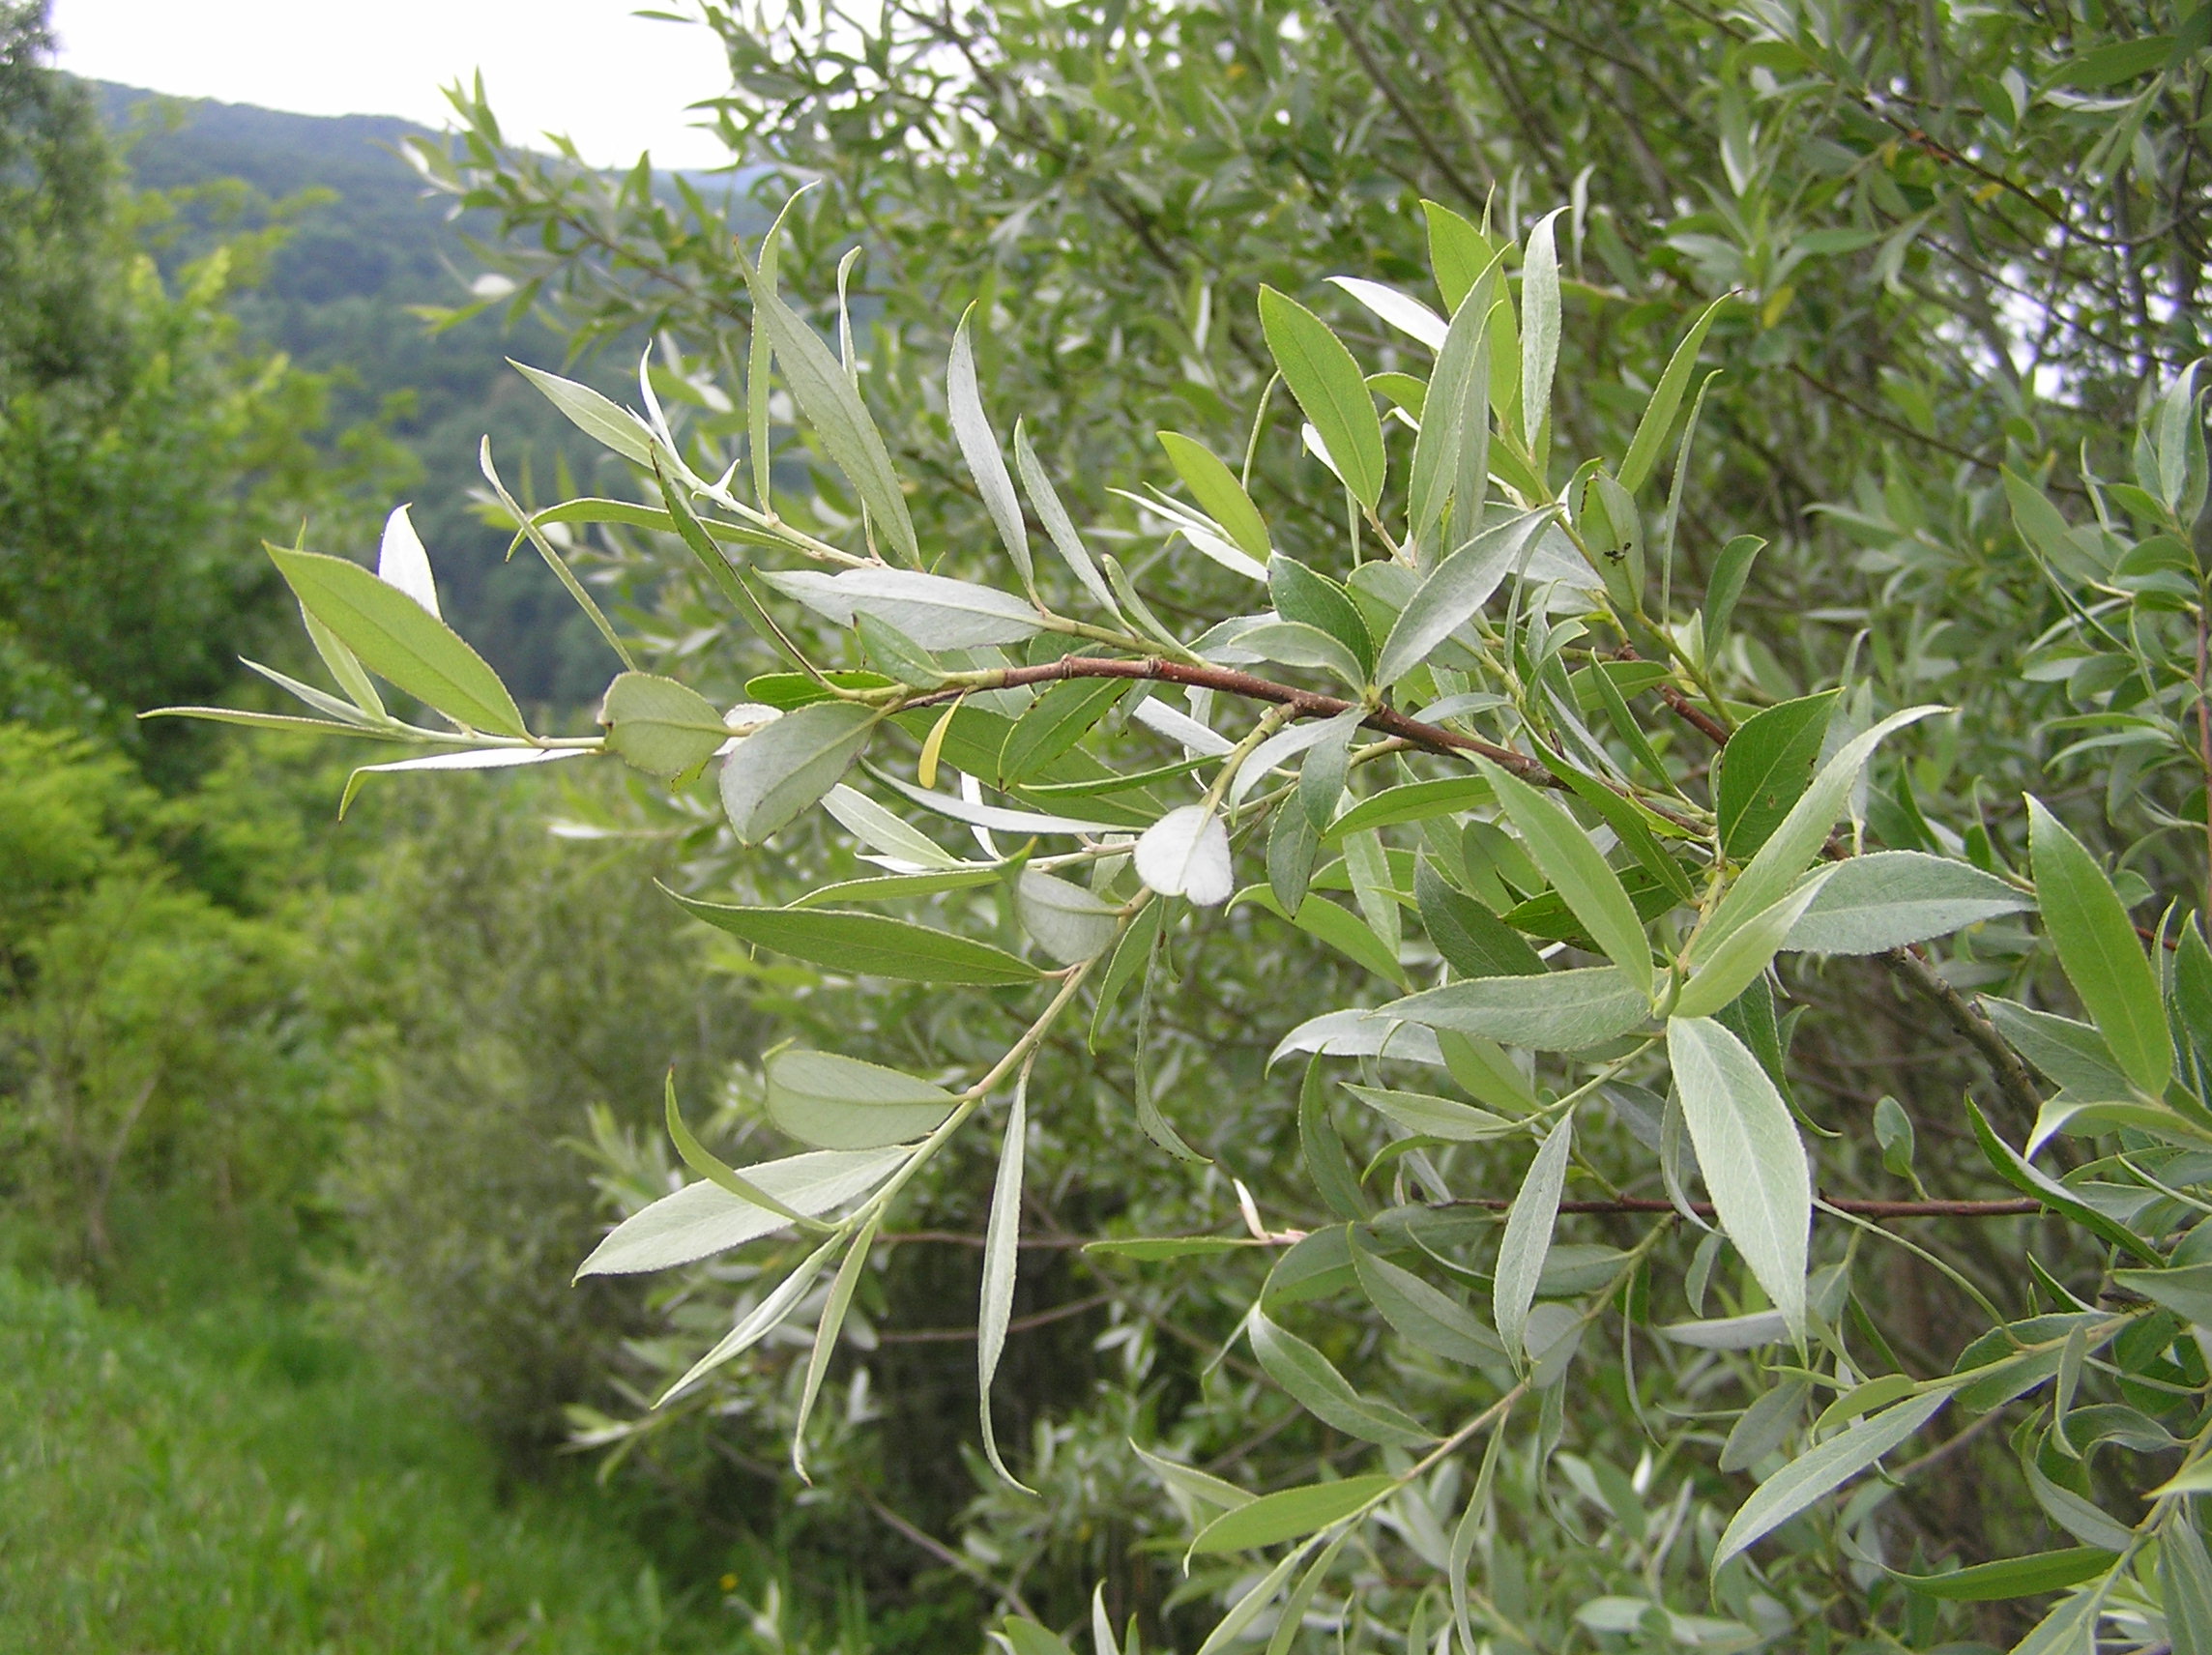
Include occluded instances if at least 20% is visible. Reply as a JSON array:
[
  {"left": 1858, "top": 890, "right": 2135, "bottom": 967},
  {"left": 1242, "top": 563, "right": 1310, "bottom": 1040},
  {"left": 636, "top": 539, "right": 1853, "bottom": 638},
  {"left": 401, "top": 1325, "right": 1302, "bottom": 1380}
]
[
  {"left": 866, "top": 1495, "right": 1039, "bottom": 1622},
  {"left": 874, "top": 1292, "right": 1114, "bottom": 1345},
  {"left": 1437, "top": 1195, "right": 2041, "bottom": 1219}
]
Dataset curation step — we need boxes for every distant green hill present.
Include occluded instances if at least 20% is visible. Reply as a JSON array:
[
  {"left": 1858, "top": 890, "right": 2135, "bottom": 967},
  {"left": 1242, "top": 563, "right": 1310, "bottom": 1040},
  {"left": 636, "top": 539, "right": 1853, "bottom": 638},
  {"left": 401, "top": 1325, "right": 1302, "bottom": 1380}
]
[{"left": 85, "top": 83, "right": 760, "bottom": 708}]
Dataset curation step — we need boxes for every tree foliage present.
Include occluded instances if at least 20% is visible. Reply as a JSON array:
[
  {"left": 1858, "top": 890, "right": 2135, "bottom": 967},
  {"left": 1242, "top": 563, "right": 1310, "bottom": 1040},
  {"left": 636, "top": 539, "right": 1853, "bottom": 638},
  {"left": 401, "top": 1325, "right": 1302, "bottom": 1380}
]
[{"left": 178, "top": 3, "right": 2212, "bottom": 1651}]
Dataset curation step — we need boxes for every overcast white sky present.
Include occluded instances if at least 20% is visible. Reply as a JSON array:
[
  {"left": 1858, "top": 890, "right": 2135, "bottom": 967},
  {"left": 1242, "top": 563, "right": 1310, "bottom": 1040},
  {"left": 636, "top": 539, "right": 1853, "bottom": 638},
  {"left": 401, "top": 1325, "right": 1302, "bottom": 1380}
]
[{"left": 49, "top": 0, "right": 738, "bottom": 170}]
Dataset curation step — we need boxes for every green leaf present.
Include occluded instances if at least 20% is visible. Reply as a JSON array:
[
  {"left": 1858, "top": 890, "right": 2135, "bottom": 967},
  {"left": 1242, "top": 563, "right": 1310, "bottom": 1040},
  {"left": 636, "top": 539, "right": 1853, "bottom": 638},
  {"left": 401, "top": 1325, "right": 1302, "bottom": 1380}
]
[
  {"left": 1415, "top": 860, "right": 1545, "bottom": 978},
  {"left": 1013, "top": 421, "right": 1124, "bottom": 622},
  {"left": 1422, "top": 199, "right": 1492, "bottom": 312},
  {"left": 660, "top": 1233, "right": 841, "bottom": 1402},
  {"left": 949, "top": 308, "right": 1033, "bottom": 594},
  {"left": 1349, "top": 1230, "right": 1505, "bottom": 1364},
  {"left": 663, "top": 1072, "right": 820, "bottom": 1229},
  {"left": 2160, "top": 1511, "right": 2212, "bottom": 1652},
  {"left": 977, "top": 1077, "right": 1029, "bottom": 1488},
  {"left": 1160, "top": 432, "right": 1270, "bottom": 563},
  {"left": 1329, "top": 779, "right": 1493, "bottom": 842},
  {"left": 764, "top": 566, "right": 1042, "bottom": 648},
  {"left": 599, "top": 672, "right": 728, "bottom": 781},
  {"left": 720, "top": 703, "right": 878, "bottom": 843},
  {"left": 792, "top": 1213, "right": 877, "bottom": 1480},
  {"left": 1982, "top": 999, "right": 2134, "bottom": 1101},
  {"left": 1014, "top": 870, "right": 1120, "bottom": 965},
  {"left": 1668, "top": 1017, "right": 1811, "bottom": 1342},
  {"left": 1194, "top": 1552, "right": 1307, "bottom": 1655},
  {"left": 1494, "top": 1110, "right": 1573, "bottom": 1364},
  {"left": 763, "top": 1048, "right": 960, "bottom": 1149},
  {"left": 1301, "top": 1058, "right": 1371, "bottom": 1221},
  {"left": 1232, "top": 620, "right": 1367, "bottom": 687},
  {"left": 1518, "top": 210, "right": 1565, "bottom": 454},
  {"left": 1003, "top": 1619, "right": 1079, "bottom": 1655},
  {"left": 1483, "top": 762, "right": 1652, "bottom": 1001},
  {"left": 1703, "top": 535, "right": 1764, "bottom": 651},
  {"left": 1384, "top": 967, "right": 1649, "bottom": 1051},
  {"left": 1343, "top": 1084, "right": 1516, "bottom": 1142},
  {"left": 1787, "top": 852, "right": 2033, "bottom": 954},
  {"left": 746, "top": 279, "right": 919, "bottom": 564},
  {"left": 1259, "top": 285, "right": 1386, "bottom": 510},
  {"left": 575, "top": 1146, "right": 908, "bottom": 1276},
  {"left": 270, "top": 549, "right": 526, "bottom": 737},
  {"left": 670, "top": 896, "right": 1042, "bottom": 985},
  {"left": 1964, "top": 1099, "right": 2161, "bottom": 1263},
  {"left": 1407, "top": 254, "right": 1501, "bottom": 556},
  {"left": 1089, "top": 899, "right": 1161, "bottom": 1050},
  {"left": 1374, "top": 508, "right": 1554, "bottom": 686},
  {"left": 2028, "top": 797, "right": 2170, "bottom": 1096},
  {"left": 1674, "top": 868, "right": 1837, "bottom": 1019},
  {"left": 1893, "top": 1547, "right": 2116, "bottom": 1602},
  {"left": 511, "top": 361, "right": 654, "bottom": 465},
  {"left": 1720, "top": 1376, "right": 1811, "bottom": 1473},
  {"left": 2110, "top": 1262, "right": 2212, "bottom": 1329},
  {"left": 1705, "top": 706, "right": 1944, "bottom": 951},
  {"left": 1189, "top": 1475, "right": 1396, "bottom": 1555},
  {"left": 1131, "top": 1442, "right": 1256, "bottom": 1508},
  {"left": 1250, "top": 1313, "right": 1433, "bottom": 1446},
  {"left": 1617, "top": 296, "right": 1731, "bottom": 495},
  {"left": 1269, "top": 796, "right": 1323, "bottom": 915},
  {"left": 1269, "top": 557, "right": 1374, "bottom": 677},
  {"left": 1715, "top": 1389, "right": 1951, "bottom": 1568},
  {"left": 1716, "top": 692, "right": 1839, "bottom": 859}
]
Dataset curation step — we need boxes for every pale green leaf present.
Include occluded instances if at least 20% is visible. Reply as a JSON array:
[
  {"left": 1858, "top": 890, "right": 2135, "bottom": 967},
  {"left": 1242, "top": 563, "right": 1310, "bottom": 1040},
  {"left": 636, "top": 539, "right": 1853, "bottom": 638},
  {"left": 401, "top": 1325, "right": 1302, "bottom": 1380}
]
[
  {"left": 1494, "top": 1110, "right": 1574, "bottom": 1364},
  {"left": 599, "top": 671, "right": 729, "bottom": 781},
  {"left": 763, "top": 1048, "right": 960, "bottom": 1149},
  {"left": 1485, "top": 761, "right": 1651, "bottom": 1001},
  {"left": 1259, "top": 285, "right": 1386, "bottom": 509},
  {"left": 948, "top": 308, "right": 1033, "bottom": 593},
  {"left": 1787, "top": 852, "right": 2032, "bottom": 954},
  {"left": 2028, "top": 796, "right": 2169, "bottom": 1095},
  {"left": 1382, "top": 967, "right": 1648, "bottom": 1051},
  {"left": 576, "top": 1147, "right": 908, "bottom": 1276},
  {"left": 1715, "top": 1389, "right": 1951, "bottom": 1567},
  {"left": 720, "top": 703, "right": 878, "bottom": 842},
  {"left": 1189, "top": 1476, "right": 1396, "bottom": 1554}
]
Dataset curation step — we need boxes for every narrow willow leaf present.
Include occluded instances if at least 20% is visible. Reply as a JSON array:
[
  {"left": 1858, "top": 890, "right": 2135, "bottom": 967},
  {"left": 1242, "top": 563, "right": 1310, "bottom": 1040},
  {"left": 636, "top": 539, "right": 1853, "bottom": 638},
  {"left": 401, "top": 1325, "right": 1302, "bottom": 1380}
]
[
  {"left": 1269, "top": 796, "right": 1323, "bottom": 915},
  {"left": 1160, "top": 432, "right": 1270, "bottom": 562},
  {"left": 576, "top": 1147, "right": 908, "bottom": 1276},
  {"left": 1089, "top": 899, "right": 1161, "bottom": 1050},
  {"left": 948, "top": 307, "right": 1033, "bottom": 594},
  {"left": 1259, "top": 285, "right": 1385, "bottom": 510},
  {"left": 1328, "top": 779, "right": 1493, "bottom": 842},
  {"left": 1327, "top": 276, "right": 1447, "bottom": 349},
  {"left": 1349, "top": 1230, "right": 1504, "bottom": 1364},
  {"left": 1714, "top": 1389, "right": 1951, "bottom": 1567},
  {"left": 1674, "top": 868, "right": 1837, "bottom": 1019},
  {"left": 1343, "top": 1084, "right": 1515, "bottom": 1142},
  {"left": 1616, "top": 295, "right": 1731, "bottom": 495},
  {"left": 1787, "top": 852, "right": 2032, "bottom": 954},
  {"left": 721, "top": 702, "right": 877, "bottom": 843},
  {"left": 1016, "top": 869, "right": 1120, "bottom": 965},
  {"left": 2160, "top": 1513, "right": 2212, "bottom": 1652},
  {"left": 376, "top": 504, "right": 440, "bottom": 617},
  {"left": 599, "top": 671, "right": 729, "bottom": 781},
  {"left": 1266, "top": 1008, "right": 1446, "bottom": 1069},
  {"left": 1251, "top": 1313, "right": 1433, "bottom": 1445},
  {"left": 2028, "top": 796, "right": 2170, "bottom": 1096},
  {"left": 1299, "top": 708, "right": 1364, "bottom": 828},
  {"left": 1193, "top": 1549, "right": 1308, "bottom": 1655},
  {"left": 747, "top": 279, "right": 918, "bottom": 564},
  {"left": 1121, "top": 486, "right": 1269, "bottom": 580},
  {"left": 1518, "top": 209, "right": 1565, "bottom": 453},
  {"left": 1423, "top": 199, "right": 1492, "bottom": 311},
  {"left": 1189, "top": 1475, "right": 1396, "bottom": 1554},
  {"left": 1982, "top": 999, "right": 2133, "bottom": 1101},
  {"left": 1234, "top": 620, "right": 1366, "bottom": 687},
  {"left": 1703, "top": 535, "right": 1764, "bottom": 649},
  {"left": 1091, "top": 1586, "right": 1117, "bottom": 1655},
  {"left": 1414, "top": 860, "right": 1544, "bottom": 978},
  {"left": 1484, "top": 762, "right": 1651, "bottom": 1001},
  {"left": 1265, "top": 1532, "right": 1351, "bottom": 1655},
  {"left": 1013, "top": 420, "right": 1124, "bottom": 621},
  {"left": 1894, "top": 1548, "right": 2117, "bottom": 1602},
  {"left": 1383, "top": 967, "right": 1648, "bottom": 1051},
  {"left": 272, "top": 548, "right": 526, "bottom": 737},
  {"left": 822, "top": 783, "right": 958, "bottom": 868},
  {"left": 298, "top": 604, "right": 387, "bottom": 718},
  {"left": 1374, "top": 507, "right": 1553, "bottom": 686},
  {"left": 978, "top": 1077, "right": 1030, "bottom": 1488},
  {"left": 1705, "top": 706, "right": 1945, "bottom": 950},
  {"left": 1668, "top": 1017, "right": 1811, "bottom": 1342},
  {"left": 1300, "top": 1058, "right": 1371, "bottom": 1221},
  {"left": 764, "top": 1048, "right": 959, "bottom": 1149},
  {"left": 1407, "top": 259, "right": 1500, "bottom": 553},
  {"left": 1233, "top": 713, "right": 1358, "bottom": 813},
  {"left": 1003, "top": 1619, "right": 1080, "bottom": 1655},
  {"left": 141, "top": 706, "right": 389, "bottom": 738},
  {"left": 2109, "top": 1262, "right": 2212, "bottom": 1329},
  {"left": 1135, "top": 805, "right": 1233, "bottom": 905},
  {"left": 660, "top": 1233, "right": 841, "bottom": 1403},
  {"left": 663, "top": 1072, "right": 819, "bottom": 1229},
  {"left": 875, "top": 768, "right": 1125, "bottom": 836},
  {"left": 338, "top": 746, "right": 587, "bottom": 814},
  {"left": 1720, "top": 1376, "right": 1811, "bottom": 1473},
  {"left": 917, "top": 699, "right": 958, "bottom": 791},
  {"left": 1269, "top": 557, "right": 1374, "bottom": 676},
  {"left": 1494, "top": 1111, "right": 1574, "bottom": 1364},
  {"left": 1715, "top": 691, "right": 1838, "bottom": 859},
  {"left": 670, "top": 896, "right": 1041, "bottom": 985},
  {"left": 762, "top": 566, "right": 1041, "bottom": 648},
  {"left": 511, "top": 360, "right": 655, "bottom": 464},
  {"left": 1965, "top": 1099, "right": 2161, "bottom": 1263},
  {"left": 1237, "top": 889, "right": 1406, "bottom": 987},
  {"left": 1132, "top": 1442, "right": 1256, "bottom": 1511},
  {"left": 1001, "top": 677, "right": 1127, "bottom": 785},
  {"left": 2005, "top": 1587, "right": 2106, "bottom": 1655},
  {"left": 793, "top": 1214, "right": 877, "bottom": 1481},
  {"left": 1658, "top": 1311, "right": 1790, "bottom": 1350}
]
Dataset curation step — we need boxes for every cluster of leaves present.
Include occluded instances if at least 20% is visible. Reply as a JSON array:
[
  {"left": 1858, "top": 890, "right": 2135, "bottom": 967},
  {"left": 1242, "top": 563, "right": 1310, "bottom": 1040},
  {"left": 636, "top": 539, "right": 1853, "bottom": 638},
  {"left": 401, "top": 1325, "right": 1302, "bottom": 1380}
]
[{"left": 174, "top": 2, "right": 2212, "bottom": 1651}]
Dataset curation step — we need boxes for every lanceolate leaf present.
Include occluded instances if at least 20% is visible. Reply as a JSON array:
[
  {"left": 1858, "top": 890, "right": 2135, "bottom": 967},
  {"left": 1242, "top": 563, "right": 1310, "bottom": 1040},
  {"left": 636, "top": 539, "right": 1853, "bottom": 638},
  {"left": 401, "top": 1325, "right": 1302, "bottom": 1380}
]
[
  {"left": 1494, "top": 1110, "right": 1574, "bottom": 1365},
  {"left": 1674, "top": 867, "right": 1837, "bottom": 1019},
  {"left": 746, "top": 279, "right": 919, "bottom": 564},
  {"left": 1617, "top": 295, "right": 1731, "bottom": 495},
  {"left": 1382, "top": 967, "right": 1649, "bottom": 1051},
  {"left": 1251, "top": 1313, "right": 1433, "bottom": 1445},
  {"left": 721, "top": 703, "right": 878, "bottom": 843},
  {"left": 1668, "top": 1017, "right": 1812, "bottom": 1342},
  {"left": 1374, "top": 507, "right": 1553, "bottom": 686},
  {"left": 1407, "top": 254, "right": 1502, "bottom": 555},
  {"left": 576, "top": 1147, "right": 909, "bottom": 1276},
  {"left": 1014, "top": 870, "right": 1120, "bottom": 965},
  {"left": 764, "top": 1048, "right": 960, "bottom": 1149},
  {"left": 762, "top": 567, "right": 1042, "bottom": 648},
  {"left": 669, "top": 896, "right": 1042, "bottom": 985},
  {"left": 1965, "top": 1099, "right": 2162, "bottom": 1264},
  {"left": 1483, "top": 761, "right": 1651, "bottom": 1001},
  {"left": 1519, "top": 209, "right": 1565, "bottom": 453},
  {"left": 511, "top": 361, "right": 655, "bottom": 465},
  {"left": 1715, "top": 691, "right": 1838, "bottom": 859},
  {"left": 948, "top": 308, "right": 1033, "bottom": 594},
  {"left": 1715, "top": 1389, "right": 1952, "bottom": 1567},
  {"left": 2027, "top": 796, "right": 2170, "bottom": 1096},
  {"left": 1160, "top": 432, "right": 1270, "bottom": 562},
  {"left": 1260, "top": 285, "right": 1386, "bottom": 509},
  {"left": 977, "top": 1077, "right": 1030, "bottom": 1488},
  {"left": 271, "top": 548, "right": 526, "bottom": 737},
  {"left": 1013, "top": 421, "right": 1124, "bottom": 621},
  {"left": 1190, "top": 1476, "right": 1397, "bottom": 1555},
  {"left": 1349, "top": 1230, "right": 1505, "bottom": 1364},
  {"left": 1786, "top": 852, "right": 2033, "bottom": 954},
  {"left": 1893, "top": 1548, "right": 2117, "bottom": 1603}
]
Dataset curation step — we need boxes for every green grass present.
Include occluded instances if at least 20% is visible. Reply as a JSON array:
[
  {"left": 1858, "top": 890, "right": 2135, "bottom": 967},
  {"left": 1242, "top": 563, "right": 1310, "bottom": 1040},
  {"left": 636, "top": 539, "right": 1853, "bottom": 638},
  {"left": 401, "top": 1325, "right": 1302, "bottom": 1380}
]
[{"left": 0, "top": 1268, "right": 768, "bottom": 1654}]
